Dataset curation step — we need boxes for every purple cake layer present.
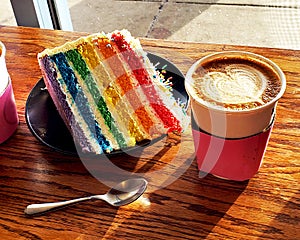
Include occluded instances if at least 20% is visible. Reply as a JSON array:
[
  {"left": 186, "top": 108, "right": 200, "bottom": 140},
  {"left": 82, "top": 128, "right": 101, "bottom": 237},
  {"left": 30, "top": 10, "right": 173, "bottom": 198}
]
[{"left": 41, "top": 56, "right": 93, "bottom": 152}]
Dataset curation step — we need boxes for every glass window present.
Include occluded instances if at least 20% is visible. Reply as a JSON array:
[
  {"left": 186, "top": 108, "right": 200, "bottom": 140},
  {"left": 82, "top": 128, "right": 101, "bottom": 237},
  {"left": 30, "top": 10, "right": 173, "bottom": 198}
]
[
  {"left": 2, "top": 0, "right": 300, "bottom": 49},
  {"left": 0, "top": 0, "right": 17, "bottom": 26}
]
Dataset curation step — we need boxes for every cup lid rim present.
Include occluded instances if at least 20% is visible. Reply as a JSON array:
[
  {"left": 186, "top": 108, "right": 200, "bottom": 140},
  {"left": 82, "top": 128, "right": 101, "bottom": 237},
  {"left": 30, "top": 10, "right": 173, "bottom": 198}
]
[{"left": 0, "top": 41, "right": 6, "bottom": 58}]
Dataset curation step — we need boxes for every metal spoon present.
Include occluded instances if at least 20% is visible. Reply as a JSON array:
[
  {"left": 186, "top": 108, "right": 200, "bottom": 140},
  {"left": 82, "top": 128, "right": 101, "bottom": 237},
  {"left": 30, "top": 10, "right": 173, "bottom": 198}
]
[{"left": 24, "top": 178, "right": 148, "bottom": 215}]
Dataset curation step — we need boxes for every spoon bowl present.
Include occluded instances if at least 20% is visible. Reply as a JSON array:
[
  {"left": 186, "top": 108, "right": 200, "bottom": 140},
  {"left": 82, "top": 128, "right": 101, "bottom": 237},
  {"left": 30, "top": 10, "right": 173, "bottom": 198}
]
[
  {"left": 101, "top": 178, "right": 148, "bottom": 206},
  {"left": 24, "top": 178, "right": 148, "bottom": 215}
]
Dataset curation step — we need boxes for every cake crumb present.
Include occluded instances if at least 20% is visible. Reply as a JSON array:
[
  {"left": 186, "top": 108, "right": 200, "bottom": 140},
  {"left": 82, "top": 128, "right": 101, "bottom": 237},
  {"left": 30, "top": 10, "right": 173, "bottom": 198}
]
[{"left": 164, "top": 131, "right": 181, "bottom": 146}]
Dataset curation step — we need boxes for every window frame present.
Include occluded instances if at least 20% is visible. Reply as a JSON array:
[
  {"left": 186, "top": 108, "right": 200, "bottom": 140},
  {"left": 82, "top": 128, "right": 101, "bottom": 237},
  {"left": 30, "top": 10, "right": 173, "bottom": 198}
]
[{"left": 10, "top": 0, "right": 73, "bottom": 30}]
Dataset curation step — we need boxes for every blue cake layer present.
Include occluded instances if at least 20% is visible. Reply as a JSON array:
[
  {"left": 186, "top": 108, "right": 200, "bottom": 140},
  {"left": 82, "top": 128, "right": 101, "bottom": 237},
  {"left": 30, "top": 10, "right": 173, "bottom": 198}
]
[{"left": 50, "top": 52, "right": 113, "bottom": 153}]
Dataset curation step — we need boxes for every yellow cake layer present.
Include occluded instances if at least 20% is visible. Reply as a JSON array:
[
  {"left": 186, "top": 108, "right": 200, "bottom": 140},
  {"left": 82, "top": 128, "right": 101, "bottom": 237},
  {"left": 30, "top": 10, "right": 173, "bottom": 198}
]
[{"left": 77, "top": 39, "right": 147, "bottom": 144}]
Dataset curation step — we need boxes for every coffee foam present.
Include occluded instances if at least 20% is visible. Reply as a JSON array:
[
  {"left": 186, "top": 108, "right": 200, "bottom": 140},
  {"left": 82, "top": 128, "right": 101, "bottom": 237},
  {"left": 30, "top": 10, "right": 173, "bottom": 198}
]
[
  {"left": 191, "top": 57, "right": 281, "bottom": 111},
  {"left": 200, "top": 64, "right": 267, "bottom": 104}
]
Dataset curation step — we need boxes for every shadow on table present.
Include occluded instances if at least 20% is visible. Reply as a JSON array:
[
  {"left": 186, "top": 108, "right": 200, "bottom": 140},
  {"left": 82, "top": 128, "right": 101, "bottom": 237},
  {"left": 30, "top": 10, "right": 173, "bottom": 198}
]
[
  {"left": 259, "top": 190, "right": 300, "bottom": 239},
  {"left": 71, "top": 152, "right": 248, "bottom": 239},
  {"left": 144, "top": 163, "right": 248, "bottom": 239}
]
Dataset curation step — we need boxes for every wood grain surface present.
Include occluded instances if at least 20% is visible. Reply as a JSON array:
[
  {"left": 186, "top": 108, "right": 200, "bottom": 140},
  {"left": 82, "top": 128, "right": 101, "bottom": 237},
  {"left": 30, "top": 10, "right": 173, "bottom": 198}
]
[{"left": 0, "top": 26, "right": 299, "bottom": 240}]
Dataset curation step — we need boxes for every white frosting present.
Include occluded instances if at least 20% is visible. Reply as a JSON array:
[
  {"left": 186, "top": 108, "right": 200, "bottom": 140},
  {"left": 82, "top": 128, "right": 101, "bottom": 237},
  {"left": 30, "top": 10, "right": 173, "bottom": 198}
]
[{"left": 197, "top": 64, "right": 267, "bottom": 105}]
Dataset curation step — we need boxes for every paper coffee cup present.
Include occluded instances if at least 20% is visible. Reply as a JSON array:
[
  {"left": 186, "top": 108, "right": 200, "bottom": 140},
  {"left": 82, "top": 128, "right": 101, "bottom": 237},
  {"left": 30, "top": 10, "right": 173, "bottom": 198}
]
[
  {"left": 185, "top": 51, "right": 286, "bottom": 180},
  {"left": 0, "top": 42, "right": 9, "bottom": 94}
]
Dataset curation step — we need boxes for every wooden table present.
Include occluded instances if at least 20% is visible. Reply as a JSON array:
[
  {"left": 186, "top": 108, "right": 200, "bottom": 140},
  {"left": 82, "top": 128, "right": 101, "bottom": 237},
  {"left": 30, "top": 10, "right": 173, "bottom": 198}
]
[{"left": 0, "top": 26, "right": 299, "bottom": 240}]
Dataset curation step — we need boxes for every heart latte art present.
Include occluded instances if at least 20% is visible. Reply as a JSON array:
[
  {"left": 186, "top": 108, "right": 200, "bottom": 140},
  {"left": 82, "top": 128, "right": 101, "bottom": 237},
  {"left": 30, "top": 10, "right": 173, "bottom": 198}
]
[
  {"left": 202, "top": 64, "right": 266, "bottom": 104},
  {"left": 192, "top": 57, "right": 281, "bottom": 110}
]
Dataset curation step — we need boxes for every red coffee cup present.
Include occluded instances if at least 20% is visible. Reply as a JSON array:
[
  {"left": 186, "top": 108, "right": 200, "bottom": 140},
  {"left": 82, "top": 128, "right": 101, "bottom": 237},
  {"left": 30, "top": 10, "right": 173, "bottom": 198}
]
[{"left": 0, "top": 41, "right": 18, "bottom": 143}]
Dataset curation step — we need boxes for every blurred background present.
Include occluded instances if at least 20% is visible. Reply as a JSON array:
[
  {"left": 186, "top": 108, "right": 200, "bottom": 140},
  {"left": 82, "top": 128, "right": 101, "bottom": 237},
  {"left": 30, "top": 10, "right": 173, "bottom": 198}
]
[{"left": 1, "top": 0, "right": 300, "bottom": 50}]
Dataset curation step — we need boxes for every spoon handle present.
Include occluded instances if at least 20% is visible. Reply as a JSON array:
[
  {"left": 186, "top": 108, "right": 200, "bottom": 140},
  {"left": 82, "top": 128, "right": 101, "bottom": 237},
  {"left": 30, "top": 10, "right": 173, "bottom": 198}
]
[{"left": 24, "top": 196, "right": 93, "bottom": 215}]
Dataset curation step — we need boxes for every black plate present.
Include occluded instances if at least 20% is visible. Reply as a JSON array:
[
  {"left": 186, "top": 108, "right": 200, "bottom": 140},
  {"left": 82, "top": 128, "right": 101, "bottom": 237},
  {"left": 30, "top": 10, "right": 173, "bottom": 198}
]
[{"left": 25, "top": 52, "right": 189, "bottom": 155}]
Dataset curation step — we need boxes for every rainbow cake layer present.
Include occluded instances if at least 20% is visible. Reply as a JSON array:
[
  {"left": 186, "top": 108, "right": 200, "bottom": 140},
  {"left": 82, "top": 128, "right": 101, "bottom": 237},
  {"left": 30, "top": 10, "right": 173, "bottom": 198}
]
[{"left": 38, "top": 30, "right": 188, "bottom": 154}]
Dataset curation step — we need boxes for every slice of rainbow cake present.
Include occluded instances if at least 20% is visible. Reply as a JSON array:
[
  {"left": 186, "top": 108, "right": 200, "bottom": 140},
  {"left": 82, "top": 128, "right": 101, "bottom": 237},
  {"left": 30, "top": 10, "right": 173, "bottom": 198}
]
[{"left": 38, "top": 30, "right": 188, "bottom": 154}]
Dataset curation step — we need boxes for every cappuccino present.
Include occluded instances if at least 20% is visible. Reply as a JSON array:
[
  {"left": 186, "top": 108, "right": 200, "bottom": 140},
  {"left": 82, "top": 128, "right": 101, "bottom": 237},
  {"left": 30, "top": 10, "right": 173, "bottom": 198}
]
[
  {"left": 191, "top": 56, "right": 281, "bottom": 111},
  {"left": 185, "top": 51, "right": 286, "bottom": 138}
]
